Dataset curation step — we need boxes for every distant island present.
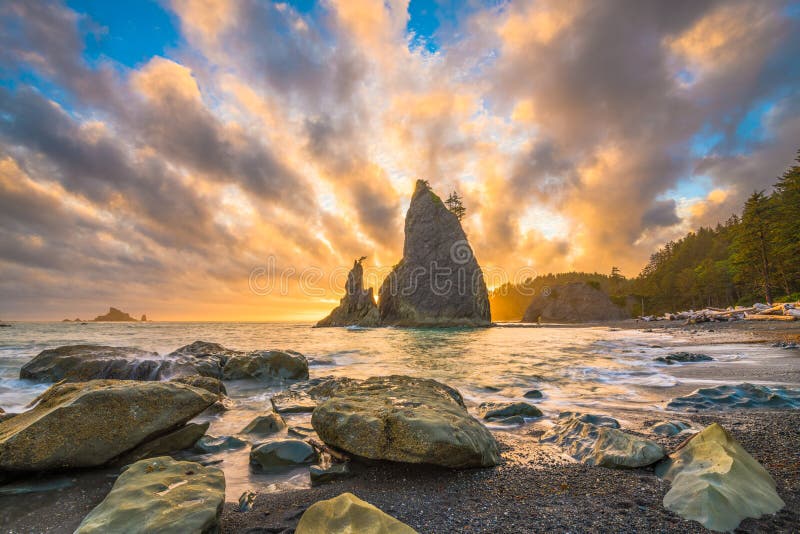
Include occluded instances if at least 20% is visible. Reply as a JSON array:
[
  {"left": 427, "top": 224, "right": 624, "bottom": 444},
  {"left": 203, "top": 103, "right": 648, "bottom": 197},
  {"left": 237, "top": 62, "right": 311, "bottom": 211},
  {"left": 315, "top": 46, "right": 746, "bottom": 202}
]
[{"left": 62, "top": 307, "right": 147, "bottom": 322}]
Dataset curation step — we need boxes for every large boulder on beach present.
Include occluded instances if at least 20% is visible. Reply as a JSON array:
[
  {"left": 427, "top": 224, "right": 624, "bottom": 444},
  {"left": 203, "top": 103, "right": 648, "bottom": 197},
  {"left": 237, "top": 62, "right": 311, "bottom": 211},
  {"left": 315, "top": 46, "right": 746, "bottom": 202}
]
[
  {"left": 19, "top": 345, "right": 182, "bottom": 382},
  {"left": 656, "top": 423, "right": 784, "bottom": 531},
  {"left": 378, "top": 180, "right": 491, "bottom": 327},
  {"left": 541, "top": 412, "right": 664, "bottom": 468},
  {"left": 75, "top": 456, "right": 225, "bottom": 534},
  {"left": 222, "top": 350, "right": 309, "bottom": 381},
  {"left": 0, "top": 380, "right": 216, "bottom": 471},
  {"left": 317, "top": 258, "right": 380, "bottom": 327},
  {"left": 165, "top": 341, "right": 243, "bottom": 379},
  {"left": 522, "top": 282, "right": 628, "bottom": 323},
  {"left": 296, "top": 492, "right": 417, "bottom": 534},
  {"left": 312, "top": 375, "right": 500, "bottom": 468}
]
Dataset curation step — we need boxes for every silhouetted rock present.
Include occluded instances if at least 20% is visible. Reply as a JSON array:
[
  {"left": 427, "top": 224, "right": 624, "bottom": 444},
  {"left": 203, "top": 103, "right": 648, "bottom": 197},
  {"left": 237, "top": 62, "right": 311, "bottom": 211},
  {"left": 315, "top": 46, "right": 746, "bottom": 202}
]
[
  {"left": 93, "top": 307, "right": 137, "bottom": 322},
  {"left": 522, "top": 282, "right": 628, "bottom": 323},
  {"left": 140, "top": 314, "right": 147, "bottom": 322},
  {"left": 378, "top": 180, "right": 491, "bottom": 326},
  {"left": 317, "top": 258, "right": 380, "bottom": 327}
]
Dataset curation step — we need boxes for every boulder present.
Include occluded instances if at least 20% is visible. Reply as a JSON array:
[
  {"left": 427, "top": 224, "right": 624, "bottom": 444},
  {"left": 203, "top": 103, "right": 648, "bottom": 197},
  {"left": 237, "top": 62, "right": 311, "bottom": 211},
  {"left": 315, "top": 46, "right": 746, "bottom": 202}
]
[
  {"left": 271, "top": 377, "right": 360, "bottom": 414},
  {"left": 0, "top": 380, "right": 216, "bottom": 471},
  {"left": 250, "top": 440, "right": 317, "bottom": 470},
  {"left": 92, "top": 307, "right": 137, "bottom": 322},
  {"left": 523, "top": 389, "right": 543, "bottom": 399},
  {"left": 541, "top": 413, "right": 664, "bottom": 468},
  {"left": 667, "top": 383, "right": 800, "bottom": 410},
  {"left": 478, "top": 401, "right": 542, "bottom": 420},
  {"left": 654, "top": 352, "right": 713, "bottom": 365},
  {"left": 522, "top": 282, "right": 628, "bottom": 323},
  {"left": 377, "top": 180, "right": 491, "bottom": 327},
  {"left": 75, "top": 457, "right": 225, "bottom": 534},
  {"left": 194, "top": 435, "right": 248, "bottom": 454},
  {"left": 649, "top": 421, "right": 690, "bottom": 437},
  {"left": 241, "top": 412, "right": 286, "bottom": 437},
  {"left": 656, "top": 423, "right": 784, "bottom": 531},
  {"left": 296, "top": 492, "right": 417, "bottom": 534},
  {"left": 165, "top": 341, "right": 242, "bottom": 379},
  {"left": 317, "top": 258, "right": 380, "bottom": 327},
  {"left": 171, "top": 375, "right": 227, "bottom": 396},
  {"left": 222, "top": 350, "right": 309, "bottom": 381},
  {"left": 312, "top": 375, "right": 500, "bottom": 468},
  {"left": 310, "top": 462, "right": 353, "bottom": 486},
  {"left": 115, "top": 422, "right": 209, "bottom": 465},
  {"left": 19, "top": 345, "right": 182, "bottom": 382}
]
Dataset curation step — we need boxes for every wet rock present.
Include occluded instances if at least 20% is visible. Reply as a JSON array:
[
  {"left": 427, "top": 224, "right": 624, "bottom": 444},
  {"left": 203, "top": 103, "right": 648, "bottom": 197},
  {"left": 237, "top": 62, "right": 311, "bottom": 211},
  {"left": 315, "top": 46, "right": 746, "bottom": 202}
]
[
  {"left": 377, "top": 180, "right": 491, "bottom": 327},
  {"left": 309, "top": 462, "right": 352, "bottom": 486},
  {"left": 115, "top": 422, "right": 209, "bottom": 465},
  {"left": 288, "top": 426, "right": 317, "bottom": 439},
  {"left": 654, "top": 352, "right": 713, "bottom": 365},
  {"left": 522, "top": 282, "right": 628, "bottom": 323},
  {"left": 223, "top": 350, "right": 309, "bottom": 381},
  {"left": 194, "top": 435, "right": 248, "bottom": 454},
  {"left": 296, "top": 492, "right": 417, "bottom": 534},
  {"left": 523, "top": 389, "right": 543, "bottom": 399},
  {"left": 490, "top": 415, "right": 525, "bottom": 426},
  {"left": 271, "top": 377, "right": 360, "bottom": 414},
  {"left": 667, "top": 383, "right": 800, "bottom": 410},
  {"left": 19, "top": 345, "right": 177, "bottom": 382},
  {"left": 478, "top": 401, "right": 542, "bottom": 420},
  {"left": 165, "top": 341, "right": 243, "bottom": 379},
  {"left": 541, "top": 413, "right": 664, "bottom": 468},
  {"left": 317, "top": 258, "right": 380, "bottom": 327},
  {"left": 557, "top": 411, "right": 620, "bottom": 428},
  {"left": 250, "top": 440, "right": 317, "bottom": 470},
  {"left": 171, "top": 375, "right": 227, "bottom": 396},
  {"left": 656, "top": 423, "right": 785, "bottom": 531},
  {"left": 241, "top": 412, "right": 286, "bottom": 437},
  {"left": 0, "top": 380, "right": 216, "bottom": 471},
  {"left": 312, "top": 375, "right": 500, "bottom": 468},
  {"left": 649, "top": 421, "right": 690, "bottom": 437},
  {"left": 0, "top": 476, "right": 75, "bottom": 496},
  {"left": 75, "top": 456, "right": 225, "bottom": 534}
]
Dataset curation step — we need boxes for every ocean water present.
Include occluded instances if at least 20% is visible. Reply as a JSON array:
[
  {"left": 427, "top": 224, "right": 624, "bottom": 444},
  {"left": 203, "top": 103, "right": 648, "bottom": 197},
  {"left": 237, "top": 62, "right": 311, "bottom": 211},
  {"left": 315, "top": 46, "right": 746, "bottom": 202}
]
[{"left": 0, "top": 321, "right": 786, "bottom": 498}]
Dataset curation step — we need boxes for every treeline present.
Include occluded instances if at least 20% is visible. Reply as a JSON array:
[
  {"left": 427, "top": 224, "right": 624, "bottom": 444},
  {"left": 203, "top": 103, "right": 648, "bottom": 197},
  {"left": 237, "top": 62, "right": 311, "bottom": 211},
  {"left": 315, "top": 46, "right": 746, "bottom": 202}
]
[
  {"left": 636, "top": 151, "right": 799, "bottom": 313},
  {"left": 489, "top": 271, "right": 628, "bottom": 321},
  {"left": 490, "top": 150, "right": 800, "bottom": 320}
]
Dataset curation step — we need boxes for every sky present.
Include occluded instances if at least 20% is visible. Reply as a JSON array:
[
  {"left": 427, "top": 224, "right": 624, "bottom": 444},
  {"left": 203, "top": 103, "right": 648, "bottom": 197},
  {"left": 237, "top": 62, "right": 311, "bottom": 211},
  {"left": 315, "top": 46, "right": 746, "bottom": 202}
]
[{"left": 1, "top": 0, "right": 799, "bottom": 321}]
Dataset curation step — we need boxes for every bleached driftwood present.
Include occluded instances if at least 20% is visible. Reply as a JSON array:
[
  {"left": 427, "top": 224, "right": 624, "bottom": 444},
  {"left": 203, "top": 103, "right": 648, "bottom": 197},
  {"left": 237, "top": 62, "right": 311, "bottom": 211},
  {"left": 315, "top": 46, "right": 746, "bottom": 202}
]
[{"left": 745, "top": 313, "right": 797, "bottom": 321}]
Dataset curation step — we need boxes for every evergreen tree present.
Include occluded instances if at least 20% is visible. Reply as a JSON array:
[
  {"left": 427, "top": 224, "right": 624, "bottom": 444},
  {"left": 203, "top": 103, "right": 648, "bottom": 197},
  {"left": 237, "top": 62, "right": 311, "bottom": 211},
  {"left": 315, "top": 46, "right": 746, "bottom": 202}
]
[
  {"left": 445, "top": 191, "right": 466, "bottom": 221},
  {"left": 731, "top": 191, "right": 775, "bottom": 303}
]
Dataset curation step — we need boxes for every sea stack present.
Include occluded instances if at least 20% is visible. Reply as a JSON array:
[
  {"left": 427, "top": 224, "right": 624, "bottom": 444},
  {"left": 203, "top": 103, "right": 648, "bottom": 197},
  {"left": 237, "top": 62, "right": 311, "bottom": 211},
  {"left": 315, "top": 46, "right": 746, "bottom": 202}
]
[
  {"left": 316, "top": 258, "right": 379, "bottom": 327},
  {"left": 378, "top": 180, "right": 491, "bottom": 327}
]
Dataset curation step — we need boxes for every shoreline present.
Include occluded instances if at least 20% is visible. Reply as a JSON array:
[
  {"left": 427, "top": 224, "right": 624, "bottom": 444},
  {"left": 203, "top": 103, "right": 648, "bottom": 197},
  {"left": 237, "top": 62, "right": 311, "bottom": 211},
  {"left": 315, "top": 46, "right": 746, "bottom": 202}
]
[{"left": 1, "top": 322, "right": 799, "bottom": 533}]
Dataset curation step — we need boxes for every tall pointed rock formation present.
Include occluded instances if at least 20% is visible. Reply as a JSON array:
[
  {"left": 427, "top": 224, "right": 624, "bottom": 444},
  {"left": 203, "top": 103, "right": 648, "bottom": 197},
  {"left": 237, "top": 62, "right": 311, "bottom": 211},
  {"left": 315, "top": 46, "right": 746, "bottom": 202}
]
[
  {"left": 316, "top": 258, "right": 380, "bottom": 327},
  {"left": 378, "top": 180, "right": 491, "bottom": 326}
]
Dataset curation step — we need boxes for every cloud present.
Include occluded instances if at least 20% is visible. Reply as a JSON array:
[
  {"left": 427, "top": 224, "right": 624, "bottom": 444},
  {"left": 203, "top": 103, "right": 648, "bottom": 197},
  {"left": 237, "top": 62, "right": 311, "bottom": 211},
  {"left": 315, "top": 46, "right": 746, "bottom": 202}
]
[{"left": 0, "top": 0, "right": 798, "bottom": 319}]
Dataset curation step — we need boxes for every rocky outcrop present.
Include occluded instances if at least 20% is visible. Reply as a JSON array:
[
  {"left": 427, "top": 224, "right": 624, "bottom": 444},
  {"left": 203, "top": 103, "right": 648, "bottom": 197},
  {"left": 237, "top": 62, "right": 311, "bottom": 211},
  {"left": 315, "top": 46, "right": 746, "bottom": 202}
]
[
  {"left": 478, "top": 401, "right": 542, "bottom": 420},
  {"left": 222, "top": 350, "right": 309, "bottom": 381},
  {"left": 522, "top": 282, "right": 628, "bottom": 323},
  {"left": 654, "top": 352, "right": 713, "bottom": 365},
  {"left": 541, "top": 412, "right": 664, "bottom": 469},
  {"left": 378, "top": 180, "right": 491, "bottom": 327},
  {"left": 317, "top": 258, "right": 380, "bottom": 327},
  {"left": 296, "top": 492, "right": 417, "bottom": 534},
  {"left": 92, "top": 307, "right": 138, "bottom": 321},
  {"left": 312, "top": 375, "right": 500, "bottom": 468},
  {"left": 20, "top": 345, "right": 188, "bottom": 382},
  {"left": 656, "top": 423, "right": 784, "bottom": 531},
  {"left": 75, "top": 457, "right": 225, "bottom": 534},
  {"left": 0, "top": 380, "right": 216, "bottom": 471}
]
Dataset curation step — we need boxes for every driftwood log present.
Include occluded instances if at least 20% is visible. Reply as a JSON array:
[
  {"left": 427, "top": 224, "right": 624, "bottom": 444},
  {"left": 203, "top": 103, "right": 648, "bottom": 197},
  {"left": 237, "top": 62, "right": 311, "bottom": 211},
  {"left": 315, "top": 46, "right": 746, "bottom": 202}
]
[
  {"left": 307, "top": 438, "right": 350, "bottom": 463},
  {"left": 745, "top": 314, "right": 797, "bottom": 321}
]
